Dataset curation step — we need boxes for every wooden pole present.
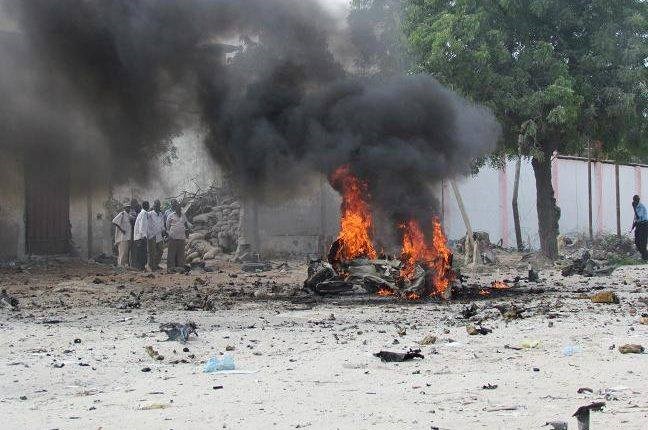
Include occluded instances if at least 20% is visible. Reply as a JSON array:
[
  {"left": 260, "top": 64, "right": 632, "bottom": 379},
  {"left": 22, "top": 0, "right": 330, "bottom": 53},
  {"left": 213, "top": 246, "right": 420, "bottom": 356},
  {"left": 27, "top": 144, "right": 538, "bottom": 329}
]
[
  {"left": 615, "top": 163, "right": 621, "bottom": 237},
  {"left": 450, "top": 179, "right": 475, "bottom": 264},
  {"left": 587, "top": 140, "right": 593, "bottom": 241}
]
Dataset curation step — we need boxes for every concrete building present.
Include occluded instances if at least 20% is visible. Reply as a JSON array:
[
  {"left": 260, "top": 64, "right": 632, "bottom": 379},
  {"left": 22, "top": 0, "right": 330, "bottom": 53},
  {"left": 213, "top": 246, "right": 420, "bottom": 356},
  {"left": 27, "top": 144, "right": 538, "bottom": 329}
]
[{"left": 0, "top": 151, "right": 113, "bottom": 260}]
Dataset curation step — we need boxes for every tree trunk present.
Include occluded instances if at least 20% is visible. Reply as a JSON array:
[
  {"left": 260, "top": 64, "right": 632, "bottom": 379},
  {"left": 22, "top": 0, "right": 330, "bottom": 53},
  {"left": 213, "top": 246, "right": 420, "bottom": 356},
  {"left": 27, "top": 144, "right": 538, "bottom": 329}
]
[
  {"left": 512, "top": 136, "right": 523, "bottom": 251},
  {"left": 532, "top": 150, "right": 560, "bottom": 259}
]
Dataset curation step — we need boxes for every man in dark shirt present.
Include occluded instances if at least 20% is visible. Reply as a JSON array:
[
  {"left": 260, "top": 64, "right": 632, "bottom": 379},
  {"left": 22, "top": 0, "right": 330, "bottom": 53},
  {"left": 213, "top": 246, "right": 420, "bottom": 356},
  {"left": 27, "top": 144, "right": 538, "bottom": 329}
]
[{"left": 631, "top": 195, "right": 648, "bottom": 261}]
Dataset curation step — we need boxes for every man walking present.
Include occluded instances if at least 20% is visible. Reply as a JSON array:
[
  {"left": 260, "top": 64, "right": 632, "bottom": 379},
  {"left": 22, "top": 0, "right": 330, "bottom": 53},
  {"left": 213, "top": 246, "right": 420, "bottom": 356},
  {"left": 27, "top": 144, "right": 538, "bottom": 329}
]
[
  {"left": 631, "top": 195, "right": 648, "bottom": 261},
  {"left": 133, "top": 200, "right": 150, "bottom": 270},
  {"left": 166, "top": 199, "right": 191, "bottom": 272},
  {"left": 111, "top": 201, "right": 132, "bottom": 267},
  {"left": 147, "top": 200, "right": 165, "bottom": 271}
]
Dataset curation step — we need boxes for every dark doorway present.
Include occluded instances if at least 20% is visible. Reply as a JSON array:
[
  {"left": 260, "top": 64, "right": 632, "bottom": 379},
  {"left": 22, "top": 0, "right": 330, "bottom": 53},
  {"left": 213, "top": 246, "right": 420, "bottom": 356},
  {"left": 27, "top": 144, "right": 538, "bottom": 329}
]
[{"left": 25, "top": 153, "right": 70, "bottom": 255}]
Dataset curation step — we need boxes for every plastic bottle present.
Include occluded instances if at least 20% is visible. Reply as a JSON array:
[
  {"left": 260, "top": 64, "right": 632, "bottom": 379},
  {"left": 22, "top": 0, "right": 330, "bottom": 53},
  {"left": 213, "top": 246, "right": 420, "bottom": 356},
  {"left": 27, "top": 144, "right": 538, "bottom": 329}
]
[
  {"left": 203, "top": 355, "right": 236, "bottom": 373},
  {"left": 562, "top": 344, "right": 581, "bottom": 356}
]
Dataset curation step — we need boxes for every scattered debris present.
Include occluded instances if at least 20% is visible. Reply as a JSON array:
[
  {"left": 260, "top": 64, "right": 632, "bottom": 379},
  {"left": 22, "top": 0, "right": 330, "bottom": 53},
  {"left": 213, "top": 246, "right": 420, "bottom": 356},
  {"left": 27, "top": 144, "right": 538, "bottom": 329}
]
[
  {"left": 241, "top": 261, "right": 272, "bottom": 272},
  {"left": 145, "top": 346, "right": 164, "bottom": 361},
  {"left": 159, "top": 322, "right": 198, "bottom": 343},
  {"left": 520, "top": 339, "right": 541, "bottom": 349},
  {"left": 139, "top": 403, "right": 169, "bottom": 410},
  {"left": 115, "top": 291, "right": 141, "bottom": 309},
  {"left": 528, "top": 268, "right": 539, "bottom": 282},
  {"left": 418, "top": 335, "right": 437, "bottom": 345},
  {"left": 0, "top": 289, "right": 19, "bottom": 310},
  {"left": 485, "top": 405, "right": 521, "bottom": 412},
  {"left": 618, "top": 344, "right": 644, "bottom": 354},
  {"left": 184, "top": 295, "right": 215, "bottom": 311},
  {"left": 572, "top": 401, "right": 605, "bottom": 430},
  {"left": 496, "top": 304, "right": 523, "bottom": 320},
  {"left": 461, "top": 304, "right": 479, "bottom": 319},
  {"left": 466, "top": 324, "right": 491, "bottom": 335},
  {"left": 561, "top": 251, "right": 614, "bottom": 277},
  {"left": 395, "top": 325, "right": 407, "bottom": 336},
  {"left": 544, "top": 422, "right": 568, "bottom": 430},
  {"left": 374, "top": 349, "right": 424, "bottom": 362},
  {"left": 590, "top": 291, "right": 619, "bottom": 304}
]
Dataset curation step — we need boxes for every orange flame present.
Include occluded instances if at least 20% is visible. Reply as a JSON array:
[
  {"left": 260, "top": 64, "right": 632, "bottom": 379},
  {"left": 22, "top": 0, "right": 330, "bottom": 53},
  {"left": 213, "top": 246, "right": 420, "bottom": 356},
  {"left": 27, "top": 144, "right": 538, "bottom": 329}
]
[
  {"left": 399, "top": 218, "right": 453, "bottom": 296},
  {"left": 431, "top": 218, "right": 453, "bottom": 296},
  {"left": 491, "top": 280, "right": 510, "bottom": 289},
  {"left": 400, "top": 220, "right": 434, "bottom": 279},
  {"left": 377, "top": 288, "right": 395, "bottom": 297},
  {"left": 330, "top": 165, "right": 377, "bottom": 262},
  {"left": 405, "top": 291, "right": 421, "bottom": 301},
  {"left": 328, "top": 165, "right": 454, "bottom": 300}
]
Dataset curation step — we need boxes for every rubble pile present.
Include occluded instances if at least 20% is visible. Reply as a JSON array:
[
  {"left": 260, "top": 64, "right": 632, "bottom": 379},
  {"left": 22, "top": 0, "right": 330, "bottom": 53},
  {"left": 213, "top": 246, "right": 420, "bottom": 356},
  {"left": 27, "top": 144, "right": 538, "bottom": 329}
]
[
  {"left": 456, "top": 231, "right": 498, "bottom": 264},
  {"left": 561, "top": 250, "right": 615, "bottom": 277},
  {"left": 181, "top": 183, "right": 242, "bottom": 265},
  {"left": 592, "top": 234, "right": 637, "bottom": 262},
  {"left": 561, "top": 233, "right": 638, "bottom": 264}
]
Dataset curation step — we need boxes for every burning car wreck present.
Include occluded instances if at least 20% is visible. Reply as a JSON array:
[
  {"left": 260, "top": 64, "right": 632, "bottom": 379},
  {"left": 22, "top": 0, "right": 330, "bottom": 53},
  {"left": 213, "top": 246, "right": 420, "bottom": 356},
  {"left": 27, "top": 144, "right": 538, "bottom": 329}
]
[{"left": 305, "top": 165, "right": 454, "bottom": 300}]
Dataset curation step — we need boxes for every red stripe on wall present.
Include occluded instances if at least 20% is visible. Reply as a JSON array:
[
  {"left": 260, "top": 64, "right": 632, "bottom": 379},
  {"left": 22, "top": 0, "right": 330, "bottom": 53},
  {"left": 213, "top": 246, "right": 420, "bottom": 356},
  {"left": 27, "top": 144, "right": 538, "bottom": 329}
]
[{"left": 499, "top": 166, "right": 509, "bottom": 247}]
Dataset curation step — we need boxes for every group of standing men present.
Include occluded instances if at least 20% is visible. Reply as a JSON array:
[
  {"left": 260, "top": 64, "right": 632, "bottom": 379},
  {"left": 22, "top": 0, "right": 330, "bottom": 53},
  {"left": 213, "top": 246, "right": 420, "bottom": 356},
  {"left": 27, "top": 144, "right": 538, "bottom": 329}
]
[{"left": 111, "top": 198, "right": 191, "bottom": 272}]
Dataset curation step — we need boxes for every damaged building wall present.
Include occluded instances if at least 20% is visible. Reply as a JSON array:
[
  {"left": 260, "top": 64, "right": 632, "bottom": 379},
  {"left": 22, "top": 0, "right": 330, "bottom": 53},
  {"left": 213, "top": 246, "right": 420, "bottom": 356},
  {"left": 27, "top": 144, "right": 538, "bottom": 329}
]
[
  {"left": 0, "top": 154, "right": 26, "bottom": 260},
  {"left": 0, "top": 153, "right": 113, "bottom": 261},
  {"left": 68, "top": 182, "right": 113, "bottom": 259},
  {"left": 251, "top": 180, "right": 341, "bottom": 257}
]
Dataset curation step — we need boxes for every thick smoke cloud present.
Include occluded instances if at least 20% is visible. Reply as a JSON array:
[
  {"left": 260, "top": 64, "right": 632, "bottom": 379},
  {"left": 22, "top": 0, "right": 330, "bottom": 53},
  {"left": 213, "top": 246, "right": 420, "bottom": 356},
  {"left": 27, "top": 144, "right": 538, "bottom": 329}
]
[{"left": 0, "top": 0, "right": 500, "bottom": 229}]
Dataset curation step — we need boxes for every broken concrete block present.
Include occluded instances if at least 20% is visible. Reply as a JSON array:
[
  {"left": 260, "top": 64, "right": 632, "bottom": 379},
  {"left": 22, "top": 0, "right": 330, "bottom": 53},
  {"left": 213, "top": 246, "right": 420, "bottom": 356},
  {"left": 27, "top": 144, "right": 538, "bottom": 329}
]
[
  {"left": 591, "top": 291, "right": 619, "bottom": 304},
  {"left": 618, "top": 344, "right": 644, "bottom": 354}
]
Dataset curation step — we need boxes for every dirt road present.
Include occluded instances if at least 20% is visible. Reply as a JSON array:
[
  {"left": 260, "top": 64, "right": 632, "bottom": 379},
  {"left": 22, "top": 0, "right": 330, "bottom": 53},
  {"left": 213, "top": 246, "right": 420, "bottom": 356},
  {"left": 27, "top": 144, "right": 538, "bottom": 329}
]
[{"left": 1, "top": 260, "right": 646, "bottom": 429}]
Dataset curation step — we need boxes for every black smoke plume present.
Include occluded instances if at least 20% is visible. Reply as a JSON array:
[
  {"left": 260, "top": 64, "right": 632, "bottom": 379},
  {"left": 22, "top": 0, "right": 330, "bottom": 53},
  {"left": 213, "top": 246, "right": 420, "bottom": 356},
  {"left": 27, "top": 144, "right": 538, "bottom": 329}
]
[{"left": 0, "top": 0, "right": 500, "bottom": 229}]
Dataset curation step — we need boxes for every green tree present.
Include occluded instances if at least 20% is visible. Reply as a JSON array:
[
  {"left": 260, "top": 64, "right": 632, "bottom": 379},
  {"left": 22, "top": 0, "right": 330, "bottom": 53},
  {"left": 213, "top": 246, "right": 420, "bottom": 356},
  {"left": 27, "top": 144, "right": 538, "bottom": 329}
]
[{"left": 404, "top": 0, "right": 647, "bottom": 258}]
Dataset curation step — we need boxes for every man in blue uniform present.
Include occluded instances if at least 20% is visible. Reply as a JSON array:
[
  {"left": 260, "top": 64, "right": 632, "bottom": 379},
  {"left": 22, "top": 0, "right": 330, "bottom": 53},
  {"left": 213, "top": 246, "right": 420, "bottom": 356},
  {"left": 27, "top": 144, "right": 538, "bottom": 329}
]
[{"left": 631, "top": 195, "right": 648, "bottom": 261}]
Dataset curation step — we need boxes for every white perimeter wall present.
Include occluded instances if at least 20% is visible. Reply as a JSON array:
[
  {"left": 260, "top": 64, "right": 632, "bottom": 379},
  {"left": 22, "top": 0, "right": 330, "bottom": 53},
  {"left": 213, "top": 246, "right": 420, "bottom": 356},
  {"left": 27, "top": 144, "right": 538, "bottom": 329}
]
[{"left": 443, "top": 156, "right": 648, "bottom": 249}]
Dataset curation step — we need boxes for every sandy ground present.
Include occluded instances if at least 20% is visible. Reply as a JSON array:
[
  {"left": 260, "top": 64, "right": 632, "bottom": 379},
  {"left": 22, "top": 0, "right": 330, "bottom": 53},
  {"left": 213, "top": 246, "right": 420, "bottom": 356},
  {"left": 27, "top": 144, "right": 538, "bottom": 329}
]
[{"left": 0, "top": 258, "right": 647, "bottom": 429}]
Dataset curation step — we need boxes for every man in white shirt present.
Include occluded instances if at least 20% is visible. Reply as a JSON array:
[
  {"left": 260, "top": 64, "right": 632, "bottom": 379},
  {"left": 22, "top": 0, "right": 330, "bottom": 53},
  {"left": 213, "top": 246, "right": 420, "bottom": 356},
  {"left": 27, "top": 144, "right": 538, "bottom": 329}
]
[
  {"left": 147, "top": 200, "right": 165, "bottom": 271},
  {"left": 133, "top": 200, "right": 150, "bottom": 270},
  {"left": 165, "top": 199, "right": 192, "bottom": 271},
  {"left": 112, "top": 201, "right": 132, "bottom": 267}
]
